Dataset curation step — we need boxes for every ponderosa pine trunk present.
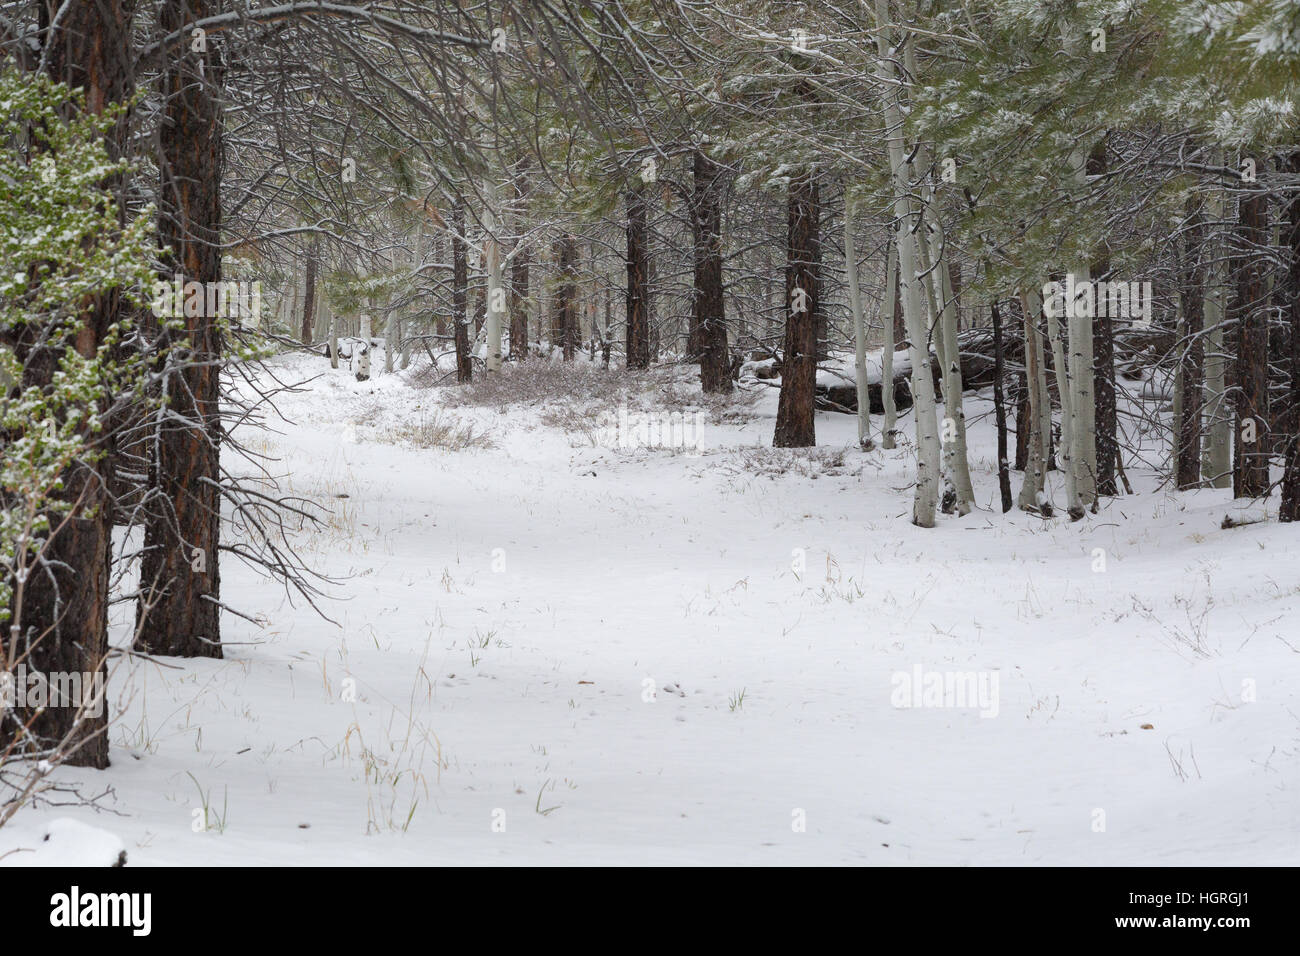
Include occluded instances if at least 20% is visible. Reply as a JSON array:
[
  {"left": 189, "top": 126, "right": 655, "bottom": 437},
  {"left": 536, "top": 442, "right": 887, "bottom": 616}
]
[
  {"left": 136, "top": 0, "right": 224, "bottom": 661},
  {"left": 1233, "top": 188, "right": 1270, "bottom": 499},
  {"left": 1088, "top": 143, "right": 1118, "bottom": 497},
  {"left": 693, "top": 150, "right": 730, "bottom": 393},
  {"left": 510, "top": 236, "right": 528, "bottom": 361},
  {"left": 301, "top": 245, "right": 317, "bottom": 346},
  {"left": 773, "top": 170, "right": 819, "bottom": 448},
  {"left": 5, "top": 0, "right": 136, "bottom": 768},
  {"left": 452, "top": 203, "right": 472, "bottom": 383},
  {"left": 625, "top": 184, "right": 651, "bottom": 369}
]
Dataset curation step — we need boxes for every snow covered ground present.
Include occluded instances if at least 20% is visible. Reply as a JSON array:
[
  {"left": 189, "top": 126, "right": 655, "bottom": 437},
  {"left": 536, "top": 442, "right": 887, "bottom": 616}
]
[{"left": 4, "top": 350, "right": 1299, "bottom": 865}]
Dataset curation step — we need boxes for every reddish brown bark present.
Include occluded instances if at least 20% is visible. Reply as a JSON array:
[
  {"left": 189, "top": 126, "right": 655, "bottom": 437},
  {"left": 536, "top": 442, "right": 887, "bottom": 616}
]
[{"left": 774, "top": 172, "right": 820, "bottom": 448}]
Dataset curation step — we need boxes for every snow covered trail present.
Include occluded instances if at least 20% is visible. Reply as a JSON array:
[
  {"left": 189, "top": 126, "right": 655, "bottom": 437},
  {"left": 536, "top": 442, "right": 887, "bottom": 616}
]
[{"left": 5, "top": 353, "right": 1299, "bottom": 865}]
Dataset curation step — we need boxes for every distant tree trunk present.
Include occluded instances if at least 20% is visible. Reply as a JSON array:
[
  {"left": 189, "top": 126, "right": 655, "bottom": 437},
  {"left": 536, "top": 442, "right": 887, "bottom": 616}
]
[
  {"left": 1092, "top": 262, "right": 1117, "bottom": 496},
  {"left": 1233, "top": 189, "right": 1270, "bottom": 498},
  {"left": 510, "top": 239, "right": 528, "bottom": 361},
  {"left": 383, "top": 307, "right": 396, "bottom": 374},
  {"left": 136, "top": 0, "right": 224, "bottom": 663},
  {"left": 1177, "top": 205, "right": 1206, "bottom": 489},
  {"left": 1281, "top": 152, "right": 1300, "bottom": 521},
  {"left": 1203, "top": 164, "right": 1232, "bottom": 488},
  {"left": 880, "top": 239, "right": 898, "bottom": 449},
  {"left": 483, "top": 179, "right": 504, "bottom": 374},
  {"left": 1014, "top": 376, "right": 1030, "bottom": 472},
  {"left": 452, "top": 203, "right": 472, "bottom": 383},
  {"left": 992, "top": 299, "right": 1013, "bottom": 512},
  {"left": 1070, "top": 154, "right": 1099, "bottom": 513},
  {"left": 1018, "top": 288, "right": 1052, "bottom": 516},
  {"left": 435, "top": 233, "right": 449, "bottom": 339},
  {"left": 1045, "top": 282, "right": 1084, "bottom": 518},
  {"left": 301, "top": 243, "right": 317, "bottom": 346},
  {"left": 846, "top": 195, "right": 873, "bottom": 449},
  {"left": 693, "top": 150, "right": 731, "bottom": 393},
  {"left": 1011, "top": 292, "right": 1029, "bottom": 471},
  {"left": 357, "top": 313, "right": 372, "bottom": 381},
  {"left": 626, "top": 184, "right": 651, "bottom": 369},
  {"left": 559, "top": 235, "right": 578, "bottom": 361},
  {"left": 774, "top": 170, "right": 819, "bottom": 447}
]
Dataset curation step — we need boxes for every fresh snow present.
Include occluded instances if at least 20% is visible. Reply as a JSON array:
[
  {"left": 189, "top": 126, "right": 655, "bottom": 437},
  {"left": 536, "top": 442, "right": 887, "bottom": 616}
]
[{"left": 3, "top": 352, "right": 1299, "bottom": 866}]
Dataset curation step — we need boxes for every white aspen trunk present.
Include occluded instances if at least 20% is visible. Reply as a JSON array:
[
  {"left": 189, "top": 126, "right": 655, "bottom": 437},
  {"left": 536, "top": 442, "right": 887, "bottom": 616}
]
[
  {"left": 1203, "top": 289, "right": 1231, "bottom": 487},
  {"left": 845, "top": 195, "right": 874, "bottom": 449},
  {"left": 882, "top": 239, "right": 898, "bottom": 449},
  {"left": 484, "top": 179, "right": 504, "bottom": 374},
  {"left": 1068, "top": 265, "right": 1097, "bottom": 512},
  {"left": 323, "top": 293, "right": 337, "bottom": 369},
  {"left": 1071, "top": 151, "right": 1099, "bottom": 510},
  {"left": 918, "top": 207, "right": 974, "bottom": 515},
  {"left": 1018, "top": 289, "right": 1052, "bottom": 514},
  {"left": 899, "top": 28, "right": 974, "bottom": 513},
  {"left": 1044, "top": 287, "right": 1082, "bottom": 516},
  {"left": 288, "top": 261, "right": 300, "bottom": 339},
  {"left": 384, "top": 307, "right": 396, "bottom": 374},
  {"left": 875, "top": 0, "right": 939, "bottom": 526},
  {"left": 357, "top": 312, "right": 371, "bottom": 381}
]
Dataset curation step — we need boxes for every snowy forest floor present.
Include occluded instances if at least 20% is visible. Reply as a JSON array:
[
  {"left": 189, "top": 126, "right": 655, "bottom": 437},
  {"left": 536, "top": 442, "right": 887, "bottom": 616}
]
[{"left": 4, "top": 350, "right": 1299, "bottom": 865}]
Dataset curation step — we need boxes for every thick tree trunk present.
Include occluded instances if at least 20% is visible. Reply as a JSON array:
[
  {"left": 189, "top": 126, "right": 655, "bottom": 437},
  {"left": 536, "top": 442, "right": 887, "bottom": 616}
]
[
  {"left": 452, "top": 203, "right": 472, "bottom": 383},
  {"left": 1233, "top": 189, "right": 1270, "bottom": 499},
  {"left": 774, "top": 171, "right": 819, "bottom": 447},
  {"left": 625, "top": 184, "right": 651, "bottom": 369},
  {"left": 693, "top": 150, "right": 731, "bottom": 393},
  {"left": 4, "top": 0, "right": 136, "bottom": 769},
  {"left": 136, "top": 0, "right": 224, "bottom": 662}
]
